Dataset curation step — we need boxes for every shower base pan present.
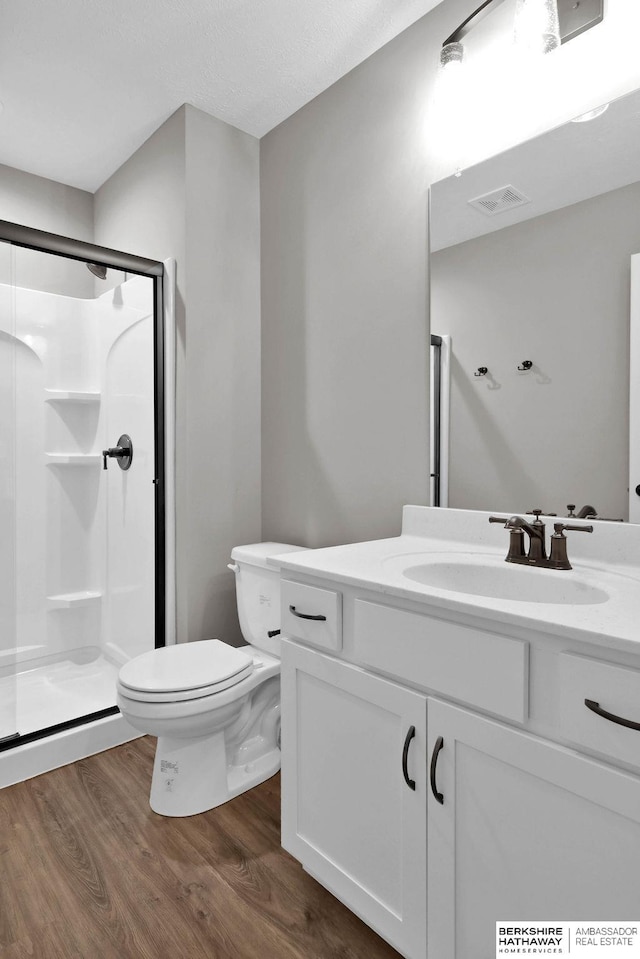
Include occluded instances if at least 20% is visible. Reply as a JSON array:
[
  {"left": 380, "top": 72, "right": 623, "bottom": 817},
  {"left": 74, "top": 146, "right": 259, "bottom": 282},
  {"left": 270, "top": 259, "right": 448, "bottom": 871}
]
[{"left": 0, "top": 651, "right": 141, "bottom": 789}]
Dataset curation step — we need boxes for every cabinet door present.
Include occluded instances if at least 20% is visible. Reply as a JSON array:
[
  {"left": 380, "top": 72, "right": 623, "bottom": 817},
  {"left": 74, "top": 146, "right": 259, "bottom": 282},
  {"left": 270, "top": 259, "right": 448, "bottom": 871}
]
[
  {"left": 427, "top": 699, "right": 640, "bottom": 959},
  {"left": 281, "top": 639, "right": 427, "bottom": 959}
]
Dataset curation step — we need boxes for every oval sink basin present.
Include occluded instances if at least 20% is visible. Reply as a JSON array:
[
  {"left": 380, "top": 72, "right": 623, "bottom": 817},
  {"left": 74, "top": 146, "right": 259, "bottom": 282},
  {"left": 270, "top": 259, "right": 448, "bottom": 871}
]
[{"left": 402, "top": 560, "right": 609, "bottom": 605}]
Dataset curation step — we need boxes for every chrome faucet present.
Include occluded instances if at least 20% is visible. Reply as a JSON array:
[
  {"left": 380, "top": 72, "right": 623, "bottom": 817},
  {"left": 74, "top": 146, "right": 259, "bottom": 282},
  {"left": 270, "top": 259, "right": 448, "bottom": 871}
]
[{"left": 489, "top": 510, "right": 593, "bottom": 570}]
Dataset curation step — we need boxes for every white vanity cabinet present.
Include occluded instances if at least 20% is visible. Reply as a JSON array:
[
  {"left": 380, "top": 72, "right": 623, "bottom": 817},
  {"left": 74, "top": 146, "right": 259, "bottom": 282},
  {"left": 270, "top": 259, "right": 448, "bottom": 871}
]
[
  {"left": 279, "top": 559, "right": 640, "bottom": 959},
  {"left": 280, "top": 638, "right": 428, "bottom": 959},
  {"left": 427, "top": 698, "right": 640, "bottom": 959}
]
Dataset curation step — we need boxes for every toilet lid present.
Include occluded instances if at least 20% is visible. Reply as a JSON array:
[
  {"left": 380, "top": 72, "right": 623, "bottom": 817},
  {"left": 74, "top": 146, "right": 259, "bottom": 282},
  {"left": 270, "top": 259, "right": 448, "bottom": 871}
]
[{"left": 118, "top": 640, "right": 254, "bottom": 695}]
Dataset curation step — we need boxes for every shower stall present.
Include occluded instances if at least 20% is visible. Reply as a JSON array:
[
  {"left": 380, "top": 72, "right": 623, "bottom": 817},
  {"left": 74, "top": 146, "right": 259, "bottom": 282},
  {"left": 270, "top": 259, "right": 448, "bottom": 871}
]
[{"left": 0, "top": 221, "right": 173, "bottom": 786}]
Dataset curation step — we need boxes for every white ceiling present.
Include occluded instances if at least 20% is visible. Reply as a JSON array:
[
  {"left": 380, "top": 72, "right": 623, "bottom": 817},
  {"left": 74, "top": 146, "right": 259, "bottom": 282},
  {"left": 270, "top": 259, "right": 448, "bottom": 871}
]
[{"left": 1, "top": 0, "right": 443, "bottom": 193}]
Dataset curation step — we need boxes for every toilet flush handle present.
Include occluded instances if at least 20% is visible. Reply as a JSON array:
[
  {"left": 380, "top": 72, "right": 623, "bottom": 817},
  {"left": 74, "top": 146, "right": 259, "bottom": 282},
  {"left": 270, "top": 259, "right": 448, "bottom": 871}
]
[{"left": 227, "top": 563, "right": 239, "bottom": 573}]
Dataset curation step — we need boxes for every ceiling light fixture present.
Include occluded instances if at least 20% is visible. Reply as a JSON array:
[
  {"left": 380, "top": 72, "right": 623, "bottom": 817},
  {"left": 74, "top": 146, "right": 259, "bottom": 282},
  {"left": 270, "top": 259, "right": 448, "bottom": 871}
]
[{"left": 439, "top": 0, "right": 603, "bottom": 82}]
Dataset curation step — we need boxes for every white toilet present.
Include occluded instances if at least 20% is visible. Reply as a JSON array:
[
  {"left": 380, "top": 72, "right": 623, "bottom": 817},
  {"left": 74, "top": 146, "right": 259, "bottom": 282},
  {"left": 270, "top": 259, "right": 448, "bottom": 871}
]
[{"left": 116, "top": 542, "right": 304, "bottom": 817}]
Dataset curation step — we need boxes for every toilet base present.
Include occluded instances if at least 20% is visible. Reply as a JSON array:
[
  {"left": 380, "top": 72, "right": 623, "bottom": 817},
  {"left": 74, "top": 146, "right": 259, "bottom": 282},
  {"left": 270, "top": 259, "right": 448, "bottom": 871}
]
[{"left": 149, "top": 731, "right": 280, "bottom": 817}]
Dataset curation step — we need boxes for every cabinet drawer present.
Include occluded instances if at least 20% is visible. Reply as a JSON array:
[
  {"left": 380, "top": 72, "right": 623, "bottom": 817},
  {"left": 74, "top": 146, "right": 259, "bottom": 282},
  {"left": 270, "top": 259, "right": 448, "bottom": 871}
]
[
  {"left": 558, "top": 653, "right": 640, "bottom": 769},
  {"left": 353, "top": 600, "right": 528, "bottom": 723},
  {"left": 281, "top": 580, "right": 342, "bottom": 651}
]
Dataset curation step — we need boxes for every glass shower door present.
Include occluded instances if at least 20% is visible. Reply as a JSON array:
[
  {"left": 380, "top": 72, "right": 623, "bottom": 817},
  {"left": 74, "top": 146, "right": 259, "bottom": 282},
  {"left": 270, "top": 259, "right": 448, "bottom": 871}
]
[
  {"left": 0, "top": 240, "right": 18, "bottom": 744},
  {"left": 5, "top": 241, "right": 159, "bottom": 740}
]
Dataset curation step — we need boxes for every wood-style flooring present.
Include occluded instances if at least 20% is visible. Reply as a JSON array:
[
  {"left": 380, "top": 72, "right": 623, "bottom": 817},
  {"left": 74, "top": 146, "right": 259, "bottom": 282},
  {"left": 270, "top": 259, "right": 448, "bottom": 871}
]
[{"left": 0, "top": 737, "right": 402, "bottom": 959}]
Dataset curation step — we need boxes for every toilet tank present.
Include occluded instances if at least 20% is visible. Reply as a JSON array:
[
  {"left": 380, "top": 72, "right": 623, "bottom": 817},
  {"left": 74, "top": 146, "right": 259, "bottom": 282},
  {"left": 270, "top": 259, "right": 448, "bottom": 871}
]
[{"left": 230, "top": 543, "right": 306, "bottom": 656}]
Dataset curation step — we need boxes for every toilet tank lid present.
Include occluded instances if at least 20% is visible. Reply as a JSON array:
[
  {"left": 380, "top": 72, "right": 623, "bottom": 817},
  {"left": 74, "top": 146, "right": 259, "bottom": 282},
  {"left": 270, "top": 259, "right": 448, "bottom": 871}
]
[{"left": 230, "top": 542, "right": 307, "bottom": 570}]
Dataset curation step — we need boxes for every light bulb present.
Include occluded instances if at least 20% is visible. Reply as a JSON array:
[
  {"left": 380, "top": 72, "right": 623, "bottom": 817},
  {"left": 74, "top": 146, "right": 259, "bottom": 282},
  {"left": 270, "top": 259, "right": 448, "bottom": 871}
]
[
  {"left": 440, "top": 41, "right": 464, "bottom": 71},
  {"left": 434, "top": 42, "right": 466, "bottom": 161},
  {"left": 514, "top": 0, "right": 560, "bottom": 56},
  {"left": 437, "top": 42, "right": 465, "bottom": 114}
]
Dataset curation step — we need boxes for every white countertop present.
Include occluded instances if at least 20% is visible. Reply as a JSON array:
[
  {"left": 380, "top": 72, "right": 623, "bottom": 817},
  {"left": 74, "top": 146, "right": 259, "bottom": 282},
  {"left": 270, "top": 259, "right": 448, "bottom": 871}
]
[{"left": 275, "top": 506, "right": 640, "bottom": 653}]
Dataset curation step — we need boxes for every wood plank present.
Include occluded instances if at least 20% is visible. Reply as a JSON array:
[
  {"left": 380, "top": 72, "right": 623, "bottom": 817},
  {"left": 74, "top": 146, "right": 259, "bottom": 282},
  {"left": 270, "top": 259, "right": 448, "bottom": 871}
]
[{"left": 0, "top": 738, "right": 402, "bottom": 959}]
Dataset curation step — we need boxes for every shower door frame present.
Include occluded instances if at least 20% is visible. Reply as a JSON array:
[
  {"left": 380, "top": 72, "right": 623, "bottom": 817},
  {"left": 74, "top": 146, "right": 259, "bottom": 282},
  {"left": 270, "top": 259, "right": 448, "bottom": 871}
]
[
  {"left": 0, "top": 219, "right": 166, "bottom": 752},
  {"left": 430, "top": 333, "right": 450, "bottom": 508}
]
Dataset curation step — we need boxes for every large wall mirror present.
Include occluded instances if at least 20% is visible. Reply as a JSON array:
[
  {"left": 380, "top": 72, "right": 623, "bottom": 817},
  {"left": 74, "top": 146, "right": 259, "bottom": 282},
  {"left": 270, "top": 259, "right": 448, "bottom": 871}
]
[{"left": 430, "top": 86, "right": 640, "bottom": 523}]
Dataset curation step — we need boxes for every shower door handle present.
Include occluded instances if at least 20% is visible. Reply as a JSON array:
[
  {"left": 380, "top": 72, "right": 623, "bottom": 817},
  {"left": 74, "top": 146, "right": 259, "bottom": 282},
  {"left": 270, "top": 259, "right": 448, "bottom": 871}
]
[{"left": 102, "top": 434, "right": 133, "bottom": 470}]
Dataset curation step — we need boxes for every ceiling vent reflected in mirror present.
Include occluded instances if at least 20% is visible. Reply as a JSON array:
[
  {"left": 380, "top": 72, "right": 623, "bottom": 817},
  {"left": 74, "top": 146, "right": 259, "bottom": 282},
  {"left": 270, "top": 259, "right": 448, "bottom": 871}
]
[{"left": 468, "top": 185, "right": 531, "bottom": 217}]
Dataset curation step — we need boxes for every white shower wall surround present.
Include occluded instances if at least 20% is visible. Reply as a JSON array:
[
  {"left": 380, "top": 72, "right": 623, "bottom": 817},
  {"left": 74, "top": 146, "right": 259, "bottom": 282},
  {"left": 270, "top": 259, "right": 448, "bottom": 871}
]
[{"left": 0, "top": 273, "right": 155, "bottom": 745}]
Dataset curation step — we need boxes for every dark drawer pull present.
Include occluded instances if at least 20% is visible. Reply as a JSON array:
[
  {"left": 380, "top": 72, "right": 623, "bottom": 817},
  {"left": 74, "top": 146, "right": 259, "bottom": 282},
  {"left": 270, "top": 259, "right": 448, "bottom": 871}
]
[
  {"left": 430, "top": 736, "right": 444, "bottom": 805},
  {"left": 585, "top": 698, "right": 640, "bottom": 731},
  {"left": 288, "top": 605, "right": 326, "bottom": 622},
  {"left": 402, "top": 726, "right": 416, "bottom": 791}
]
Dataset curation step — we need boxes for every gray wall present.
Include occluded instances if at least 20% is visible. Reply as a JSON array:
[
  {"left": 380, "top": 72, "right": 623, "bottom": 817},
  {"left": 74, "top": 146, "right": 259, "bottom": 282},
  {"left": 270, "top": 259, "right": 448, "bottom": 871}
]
[
  {"left": 258, "top": 0, "right": 640, "bottom": 549},
  {"left": 0, "top": 162, "right": 93, "bottom": 239},
  {"left": 184, "top": 106, "right": 261, "bottom": 645},
  {"left": 259, "top": 1, "right": 470, "bottom": 548},
  {"left": 0, "top": 163, "right": 94, "bottom": 297},
  {"left": 94, "top": 105, "right": 261, "bottom": 645},
  {"left": 431, "top": 182, "right": 640, "bottom": 521}
]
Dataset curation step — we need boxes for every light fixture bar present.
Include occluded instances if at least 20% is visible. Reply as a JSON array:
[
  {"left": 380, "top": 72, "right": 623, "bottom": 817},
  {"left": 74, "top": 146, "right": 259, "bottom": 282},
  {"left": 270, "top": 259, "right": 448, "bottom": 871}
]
[
  {"left": 444, "top": 0, "right": 507, "bottom": 46},
  {"left": 443, "top": 0, "right": 603, "bottom": 49}
]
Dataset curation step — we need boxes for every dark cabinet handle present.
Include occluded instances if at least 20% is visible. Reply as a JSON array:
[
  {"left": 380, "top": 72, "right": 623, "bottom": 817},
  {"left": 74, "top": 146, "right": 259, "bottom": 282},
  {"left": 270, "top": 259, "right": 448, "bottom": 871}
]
[
  {"left": 402, "top": 726, "right": 416, "bottom": 791},
  {"left": 288, "top": 605, "right": 326, "bottom": 622},
  {"left": 585, "top": 698, "right": 640, "bottom": 731},
  {"left": 430, "top": 735, "right": 444, "bottom": 804}
]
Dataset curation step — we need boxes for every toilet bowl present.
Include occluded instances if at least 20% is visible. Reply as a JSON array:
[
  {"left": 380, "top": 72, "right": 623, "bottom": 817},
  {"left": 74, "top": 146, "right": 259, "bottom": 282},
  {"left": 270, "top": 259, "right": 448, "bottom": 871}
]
[{"left": 116, "top": 542, "right": 304, "bottom": 817}]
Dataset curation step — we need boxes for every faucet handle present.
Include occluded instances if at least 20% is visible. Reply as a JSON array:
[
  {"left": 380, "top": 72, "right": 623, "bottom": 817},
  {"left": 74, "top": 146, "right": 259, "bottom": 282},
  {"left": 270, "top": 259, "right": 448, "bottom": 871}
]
[
  {"left": 549, "top": 522, "right": 593, "bottom": 569},
  {"left": 554, "top": 522, "right": 594, "bottom": 535},
  {"left": 488, "top": 515, "right": 510, "bottom": 526},
  {"left": 566, "top": 504, "right": 576, "bottom": 517}
]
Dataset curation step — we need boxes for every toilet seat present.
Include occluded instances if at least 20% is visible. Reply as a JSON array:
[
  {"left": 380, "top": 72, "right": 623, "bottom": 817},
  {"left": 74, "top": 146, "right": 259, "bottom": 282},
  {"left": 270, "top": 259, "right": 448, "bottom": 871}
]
[{"left": 118, "top": 640, "right": 254, "bottom": 704}]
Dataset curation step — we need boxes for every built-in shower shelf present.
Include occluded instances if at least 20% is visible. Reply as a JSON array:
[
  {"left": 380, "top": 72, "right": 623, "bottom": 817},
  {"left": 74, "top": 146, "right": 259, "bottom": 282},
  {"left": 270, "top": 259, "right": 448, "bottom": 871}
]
[
  {"left": 45, "top": 453, "right": 101, "bottom": 466},
  {"left": 45, "top": 389, "right": 101, "bottom": 404},
  {"left": 46, "top": 591, "right": 102, "bottom": 611}
]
